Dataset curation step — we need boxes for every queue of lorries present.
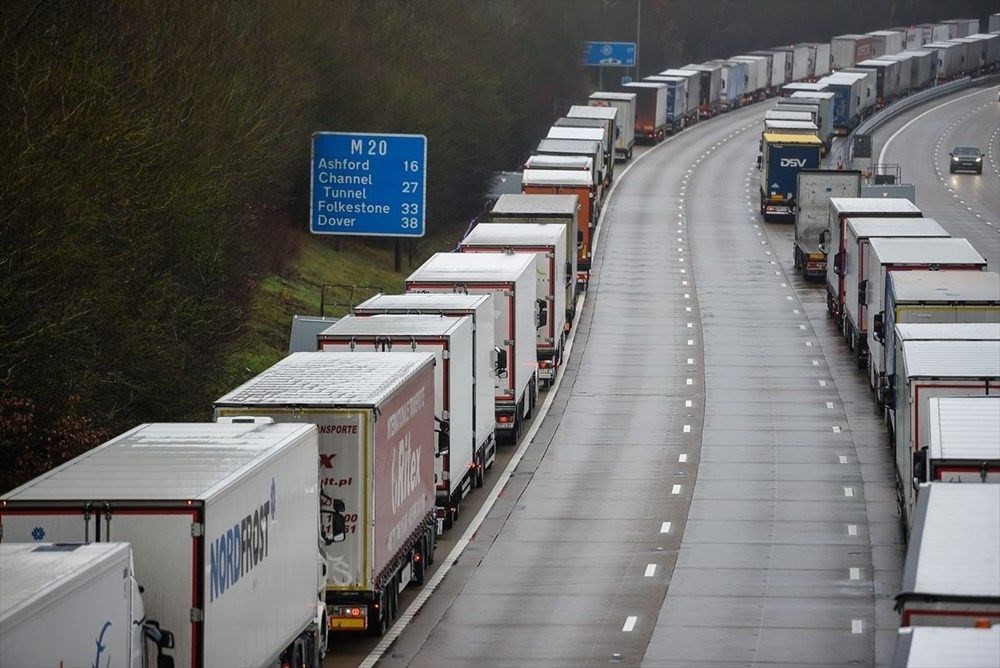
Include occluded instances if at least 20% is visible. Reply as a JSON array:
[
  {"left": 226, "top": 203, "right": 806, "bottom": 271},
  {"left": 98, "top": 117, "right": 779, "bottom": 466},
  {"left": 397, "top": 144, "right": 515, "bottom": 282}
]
[{"left": 2, "top": 13, "right": 999, "bottom": 668}]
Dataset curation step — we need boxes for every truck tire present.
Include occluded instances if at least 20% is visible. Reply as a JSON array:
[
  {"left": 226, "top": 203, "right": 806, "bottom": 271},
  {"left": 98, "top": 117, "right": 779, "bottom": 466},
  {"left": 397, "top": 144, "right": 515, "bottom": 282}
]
[
  {"left": 474, "top": 450, "right": 485, "bottom": 488},
  {"left": 413, "top": 538, "right": 427, "bottom": 584}
]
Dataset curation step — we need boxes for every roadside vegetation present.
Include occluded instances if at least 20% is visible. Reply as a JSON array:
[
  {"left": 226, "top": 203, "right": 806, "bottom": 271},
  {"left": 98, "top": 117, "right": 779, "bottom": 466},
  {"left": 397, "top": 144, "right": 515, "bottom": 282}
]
[{"left": 2, "top": 0, "right": 993, "bottom": 490}]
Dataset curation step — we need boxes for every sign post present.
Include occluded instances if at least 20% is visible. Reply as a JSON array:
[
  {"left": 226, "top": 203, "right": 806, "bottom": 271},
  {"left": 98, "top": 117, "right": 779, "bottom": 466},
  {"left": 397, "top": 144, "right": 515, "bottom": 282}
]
[{"left": 310, "top": 132, "right": 427, "bottom": 240}]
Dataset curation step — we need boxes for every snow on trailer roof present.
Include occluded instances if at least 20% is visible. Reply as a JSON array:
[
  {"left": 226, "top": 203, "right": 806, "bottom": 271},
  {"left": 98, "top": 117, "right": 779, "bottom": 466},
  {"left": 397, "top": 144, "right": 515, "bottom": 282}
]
[
  {"left": 900, "top": 484, "right": 1000, "bottom": 601},
  {"left": 217, "top": 352, "right": 435, "bottom": 410},
  {"left": 1, "top": 543, "right": 133, "bottom": 625},
  {"left": 846, "top": 217, "right": 947, "bottom": 239},
  {"left": 894, "top": 626, "right": 1000, "bottom": 668},
  {"left": 830, "top": 197, "right": 922, "bottom": 214},
  {"left": 462, "top": 222, "right": 565, "bottom": 246},
  {"left": 491, "top": 193, "right": 578, "bottom": 216},
  {"left": 928, "top": 397, "right": 1000, "bottom": 462},
  {"left": 1, "top": 421, "right": 316, "bottom": 501},
  {"left": 589, "top": 91, "right": 637, "bottom": 101},
  {"left": 355, "top": 292, "right": 491, "bottom": 313},
  {"left": 901, "top": 339, "right": 1000, "bottom": 378},
  {"left": 407, "top": 251, "right": 535, "bottom": 283},
  {"left": 521, "top": 169, "right": 593, "bottom": 187},
  {"left": 568, "top": 105, "right": 618, "bottom": 121},
  {"left": 320, "top": 314, "right": 468, "bottom": 338},
  {"left": 890, "top": 270, "right": 1000, "bottom": 302},
  {"left": 524, "top": 155, "right": 593, "bottom": 170},
  {"left": 867, "top": 237, "right": 986, "bottom": 265},
  {"left": 895, "top": 323, "right": 1000, "bottom": 342}
]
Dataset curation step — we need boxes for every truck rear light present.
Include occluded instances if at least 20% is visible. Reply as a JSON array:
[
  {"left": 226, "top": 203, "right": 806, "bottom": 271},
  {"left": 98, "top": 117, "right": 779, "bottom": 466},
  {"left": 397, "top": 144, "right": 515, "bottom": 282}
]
[
  {"left": 539, "top": 360, "right": 554, "bottom": 369},
  {"left": 497, "top": 414, "right": 513, "bottom": 423}
]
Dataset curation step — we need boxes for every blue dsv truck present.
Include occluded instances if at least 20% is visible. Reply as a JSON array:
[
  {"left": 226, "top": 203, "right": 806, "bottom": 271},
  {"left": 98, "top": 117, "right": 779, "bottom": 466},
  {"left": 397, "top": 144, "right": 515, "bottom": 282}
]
[{"left": 758, "top": 132, "right": 822, "bottom": 219}]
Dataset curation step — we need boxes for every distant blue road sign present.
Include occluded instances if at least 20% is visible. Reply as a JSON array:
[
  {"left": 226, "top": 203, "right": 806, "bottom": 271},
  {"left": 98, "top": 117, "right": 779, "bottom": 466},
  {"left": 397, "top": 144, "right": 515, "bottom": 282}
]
[
  {"left": 582, "top": 42, "right": 636, "bottom": 67},
  {"left": 311, "top": 132, "right": 426, "bottom": 237}
]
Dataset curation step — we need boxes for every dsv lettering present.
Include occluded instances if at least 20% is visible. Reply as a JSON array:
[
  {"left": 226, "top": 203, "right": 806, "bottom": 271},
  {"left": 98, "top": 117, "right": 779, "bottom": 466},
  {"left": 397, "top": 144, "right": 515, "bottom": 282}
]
[{"left": 779, "top": 158, "right": 807, "bottom": 167}]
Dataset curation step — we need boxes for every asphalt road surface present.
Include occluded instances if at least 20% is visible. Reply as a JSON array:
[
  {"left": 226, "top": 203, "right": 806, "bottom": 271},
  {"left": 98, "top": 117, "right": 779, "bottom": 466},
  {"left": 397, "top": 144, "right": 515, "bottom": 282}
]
[{"left": 330, "top": 83, "right": 998, "bottom": 668}]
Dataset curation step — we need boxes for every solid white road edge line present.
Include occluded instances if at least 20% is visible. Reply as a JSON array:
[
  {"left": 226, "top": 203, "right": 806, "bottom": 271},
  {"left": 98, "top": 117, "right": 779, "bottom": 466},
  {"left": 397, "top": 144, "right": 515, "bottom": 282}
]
[
  {"left": 876, "top": 86, "right": 999, "bottom": 166},
  {"left": 360, "top": 119, "right": 684, "bottom": 668}
]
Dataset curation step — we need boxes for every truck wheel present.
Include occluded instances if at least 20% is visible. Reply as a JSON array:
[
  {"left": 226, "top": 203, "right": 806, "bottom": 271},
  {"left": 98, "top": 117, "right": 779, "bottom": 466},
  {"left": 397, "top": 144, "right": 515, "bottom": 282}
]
[
  {"left": 474, "top": 450, "right": 485, "bottom": 488},
  {"left": 442, "top": 508, "right": 453, "bottom": 531}
]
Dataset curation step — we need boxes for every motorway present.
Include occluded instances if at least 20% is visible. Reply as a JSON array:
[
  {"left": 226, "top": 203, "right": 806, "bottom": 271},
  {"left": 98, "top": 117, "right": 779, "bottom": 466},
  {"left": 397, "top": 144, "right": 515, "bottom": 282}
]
[{"left": 332, "top": 84, "right": 999, "bottom": 667}]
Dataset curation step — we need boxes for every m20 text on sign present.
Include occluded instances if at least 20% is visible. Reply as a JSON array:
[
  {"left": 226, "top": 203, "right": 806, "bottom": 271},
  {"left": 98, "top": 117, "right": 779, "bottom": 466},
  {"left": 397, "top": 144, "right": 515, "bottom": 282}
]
[{"left": 311, "top": 132, "right": 427, "bottom": 237}]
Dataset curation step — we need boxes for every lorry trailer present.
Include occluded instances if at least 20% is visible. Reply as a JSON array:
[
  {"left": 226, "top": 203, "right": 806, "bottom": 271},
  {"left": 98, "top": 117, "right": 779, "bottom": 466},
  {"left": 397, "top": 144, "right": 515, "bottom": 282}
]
[
  {"left": 793, "top": 170, "right": 861, "bottom": 279},
  {"left": 352, "top": 292, "right": 498, "bottom": 479},
  {"left": 680, "top": 63, "right": 722, "bottom": 117},
  {"left": 831, "top": 34, "right": 875, "bottom": 69},
  {"left": 521, "top": 169, "right": 595, "bottom": 272},
  {"left": 873, "top": 270, "right": 1000, "bottom": 397},
  {"left": 215, "top": 353, "right": 437, "bottom": 636},
  {"left": 893, "top": 626, "right": 1000, "bottom": 668},
  {"left": 406, "top": 252, "right": 539, "bottom": 442},
  {"left": 1, "top": 542, "right": 174, "bottom": 668},
  {"left": 889, "top": 339, "right": 1000, "bottom": 516},
  {"left": 588, "top": 91, "right": 636, "bottom": 160},
  {"left": 620, "top": 81, "right": 668, "bottom": 142},
  {"left": 641, "top": 76, "right": 688, "bottom": 132},
  {"left": 896, "top": 483, "right": 1000, "bottom": 617},
  {"left": 824, "top": 197, "right": 922, "bottom": 327},
  {"left": 758, "top": 132, "right": 822, "bottom": 219},
  {"left": 487, "top": 193, "right": 583, "bottom": 292},
  {"left": 656, "top": 70, "right": 701, "bottom": 123},
  {"left": 841, "top": 217, "right": 951, "bottom": 364},
  {"left": 546, "top": 125, "right": 612, "bottom": 185},
  {"left": 317, "top": 315, "right": 477, "bottom": 524},
  {"left": 460, "top": 223, "right": 570, "bottom": 388},
  {"left": 788, "top": 92, "right": 835, "bottom": 148},
  {"left": 568, "top": 105, "right": 626, "bottom": 162},
  {"left": 920, "top": 396, "right": 1000, "bottom": 486},
  {"left": 1, "top": 420, "right": 328, "bottom": 666}
]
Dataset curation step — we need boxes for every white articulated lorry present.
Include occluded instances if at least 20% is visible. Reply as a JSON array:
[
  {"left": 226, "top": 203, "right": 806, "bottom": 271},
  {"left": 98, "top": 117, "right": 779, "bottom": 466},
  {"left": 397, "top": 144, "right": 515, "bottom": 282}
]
[
  {"left": 825, "top": 197, "right": 922, "bottom": 327},
  {"left": 487, "top": 193, "right": 582, "bottom": 298},
  {"left": 793, "top": 170, "right": 861, "bottom": 279},
  {"left": 841, "top": 217, "right": 950, "bottom": 366},
  {"left": 888, "top": 339, "right": 1000, "bottom": 527},
  {"left": 864, "top": 238, "right": 986, "bottom": 388},
  {"left": 0, "top": 421, "right": 328, "bottom": 668},
  {"left": 460, "top": 223, "right": 570, "bottom": 389},
  {"left": 1, "top": 542, "right": 175, "bottom": 668},
  {"left": 316, "top": 314, "right": 475, "bottom": 528},
  {"left": 406, "top": 252, "right": 538, "bottom": 443},
  {"left": 352, "top": 292, "right": 497, "bottom": 483},
  {"left": 918, "top": 396, "right": 1000, "bottom": 484},
  {"left": 214, "top": 352, "right": 437, "bottom": 636},
  {"left": 587, "top": 92, "right": 636, "bottom": 160},
  {"left": 872, "top": 271, "right": 1000, "bottom": 398},
  {"left": 897, "top": 483, "right": 1000, "bottom": 622}
]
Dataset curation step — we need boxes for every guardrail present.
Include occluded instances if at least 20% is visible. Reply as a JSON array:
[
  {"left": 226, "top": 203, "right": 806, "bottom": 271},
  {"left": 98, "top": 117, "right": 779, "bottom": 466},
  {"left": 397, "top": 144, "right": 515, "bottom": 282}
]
[{"left": 824, "top": 75, "right": 999, "bottom": 168}]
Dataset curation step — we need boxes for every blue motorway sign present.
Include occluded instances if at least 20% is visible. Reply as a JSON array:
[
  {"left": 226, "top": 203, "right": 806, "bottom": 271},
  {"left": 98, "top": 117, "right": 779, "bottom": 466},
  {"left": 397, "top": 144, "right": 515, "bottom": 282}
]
[
  {"left": 311, "top": 132, "right": 427, "bottom": 237},
  {"left": 582, "top": 41, "right": 636, "bottom": 67}
]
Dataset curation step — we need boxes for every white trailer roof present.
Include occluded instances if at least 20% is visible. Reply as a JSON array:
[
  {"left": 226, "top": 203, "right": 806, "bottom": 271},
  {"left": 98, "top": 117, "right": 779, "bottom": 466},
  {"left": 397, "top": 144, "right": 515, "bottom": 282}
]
[
  {"left": 568, "top": 105, "right": 618, "bottom": 121},
  {"left": 901, "top": 484, "right": 1000, "bottom": 599},
  {"left": 535, "top": 138, "right": 601, "bottom": 156},
  {"left": 901, "top": 339, "right": 1000, "bottom": 378},
  {"left": 407, "top": 251, "right": 535, "bottom": 283},
  {"left": 492, "top": 193, "right": 578, "bottom": 216},
  {"left": 589, "top": 91, "right": 637, "bottom": 101},
  {"left": 928, "top": 397, "right": 1000, "bottom": 461},
  {"left": 890, "top": 270, "right": 1000, "bottom": 302},
  {"left": 867, "top": 237, "right": 986, "bottom": 265},
  {"left": 765, "top": 111, "right": 814, "bottom": 121},
  {"left": 217, "top": 351, "right": 434, "bottom": 409},
  {"left": 1, "top": 543, "right": 131, "bottom": 625},
  {"left": 846, "top": 217, "right": 947, "bottom": 239},
  {"left": 524, "top": 155, "right": 593, "bottom": 170},
  {"left": 2, "top": 421, "right": 316, "bottom": 501},
  {"left": 355, "top": 292, "right": 491, "bottom": 313},
  {"left": 659, "top": 69, "right": 699, "bottom": 79},
  {"left": 784, "top": 82, "right": 828, "bottom": 91},
  {"left": 894, "top": 627, "right": 1000, "bottom": 668},
  {"left": 546, "top": 127, "right": 604, "bottom": 143},
  {"left": 791, "top": 91, "right": 835, "bottom": 100},
  {"left": 764, "top": 120, "right": 818, "bottom": 130},
  {"left": 857, "top": 59, "right": 899, "bottom": 67},
  {"left": 622, "top": 81, "right": 668, "bottom": 89},
  {"left": 521, "top": 169, "right": 592, "bottom": 187},
  {"left": 896, "top": 323, "right": 1000, "bottom": 342},
  {"left": 320, "top": 313, "right": 469, "bottom": 338},
  {"left": 831, "top": 197, "right": 921, "bottom": 214},
  {"left": 462, "top": 222, "right": 565, "bottom": 247}
]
